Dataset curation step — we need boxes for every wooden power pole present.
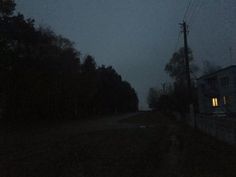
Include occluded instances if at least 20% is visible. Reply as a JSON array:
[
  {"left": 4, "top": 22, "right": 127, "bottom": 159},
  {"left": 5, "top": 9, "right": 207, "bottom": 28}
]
[
  {"left": 181, "top": 21, "right": 192, "bottom": 105},
  {"left": 180, "top": 21, "right": 195, "bottom": 127}
]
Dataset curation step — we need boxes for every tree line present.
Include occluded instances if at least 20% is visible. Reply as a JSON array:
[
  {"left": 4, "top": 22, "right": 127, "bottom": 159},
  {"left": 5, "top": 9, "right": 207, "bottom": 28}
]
[
  {"left": 0, "top": 0, "right": 138, "bottom": 121},
  {"left": 147, "top": 47, "right": 220, "bottom": 116}
]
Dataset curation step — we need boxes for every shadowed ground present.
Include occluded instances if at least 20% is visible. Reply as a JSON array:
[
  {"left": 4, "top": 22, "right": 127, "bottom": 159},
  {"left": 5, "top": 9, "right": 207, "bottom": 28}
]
[{"left": 0, "top": 112, "right": 235, "bottom": 177}]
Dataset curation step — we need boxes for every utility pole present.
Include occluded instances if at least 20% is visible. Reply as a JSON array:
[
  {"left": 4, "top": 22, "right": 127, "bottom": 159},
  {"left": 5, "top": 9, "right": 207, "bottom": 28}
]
[
  {"left": 180, "top": 21, "right": 195, "bottom": 126},
  {"left": 181, "top": 21, "right": 191, "bottom": 103}
]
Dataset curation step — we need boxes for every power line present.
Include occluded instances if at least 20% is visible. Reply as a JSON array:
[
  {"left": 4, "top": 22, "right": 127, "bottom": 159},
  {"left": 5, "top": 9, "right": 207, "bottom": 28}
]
[
  {"left": 188, "top": 0, "right": 203, "bottom": 26},
  {"left": 174, "top": 31, "right": 182, "bottom": 53},
  {"left": 173, "top": 0, "right": 193, "bottom": 55},
  {"left": 173, "top": 0, "right": 196, "bottom": 57},
  {"left": 186, "top": 1, "right": 200, "bottom": 22},
  {"left": 183, "top": 0, "right": 194, "bottom": 21}
]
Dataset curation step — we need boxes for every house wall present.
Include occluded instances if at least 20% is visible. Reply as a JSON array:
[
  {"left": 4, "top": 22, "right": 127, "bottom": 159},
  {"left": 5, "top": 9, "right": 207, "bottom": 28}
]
[
  {"left": 195, "top": 66, "right": 236, "bottom": 145},
  {"left": 197, "top": 66, "right": 236, "bottom": 114},
  {"left": 231, "top": 69, "right": 236, "bottom": 112},
  {"left": 197, "top": 76, "right": 219, "bottom": 113},
  {"left": 197, "top": 79, "right": 210, "bottom": 113},
  {"left": 217, "top": 68, "right": 236, "bottom": 112}
]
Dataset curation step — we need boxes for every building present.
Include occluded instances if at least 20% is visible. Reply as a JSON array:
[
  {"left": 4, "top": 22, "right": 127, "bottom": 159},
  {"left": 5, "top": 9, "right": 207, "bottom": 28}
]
[{"left": 197, "top": 65, "right": 236, "bottom": 115}]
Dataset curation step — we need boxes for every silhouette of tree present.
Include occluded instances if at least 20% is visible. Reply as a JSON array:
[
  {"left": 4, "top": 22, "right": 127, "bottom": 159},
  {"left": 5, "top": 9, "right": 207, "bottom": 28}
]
[
  {"left": 147, "top": 86, "right": 174, "bottom": 111},
  {"left": 0, "top": 13, "right": 82, "bottom": 119},
  {"left": 147, "top": 48, "right": 198, "bottom": 113},
  {"left": 165, "top": 47, "right": 198, "bottom": 84},
  {"left": 164, "top": 47, "right": 199, "bottom": 114},
  {"left": 147, "top": 88, "right": 159, "bottom": 110},
  {"left": 0, "top": 1, "right": 139, "bottom": 121},
  {"left": 95, "top": 65, "right": 138, "bottom": 114},
  {"left": 0, "top": 0, "right": 16, "bottom": 17}
]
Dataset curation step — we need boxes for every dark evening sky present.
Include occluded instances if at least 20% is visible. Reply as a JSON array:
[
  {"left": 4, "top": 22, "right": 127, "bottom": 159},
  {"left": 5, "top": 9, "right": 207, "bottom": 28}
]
[{"left": 15, "top": 0, "right": 236, "bottom": 109}]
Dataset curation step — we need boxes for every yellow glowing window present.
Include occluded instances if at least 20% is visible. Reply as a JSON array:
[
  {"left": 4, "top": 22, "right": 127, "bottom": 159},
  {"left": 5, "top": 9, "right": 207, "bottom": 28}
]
[{"left": 212, "top": 98, "right": 219, "bottom": 107}]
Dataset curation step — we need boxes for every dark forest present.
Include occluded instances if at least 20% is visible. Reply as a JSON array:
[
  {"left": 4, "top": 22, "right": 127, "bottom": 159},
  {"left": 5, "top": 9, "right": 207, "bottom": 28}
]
[{"left": 0, "top": 1, "right": 138, "bottom": 121}]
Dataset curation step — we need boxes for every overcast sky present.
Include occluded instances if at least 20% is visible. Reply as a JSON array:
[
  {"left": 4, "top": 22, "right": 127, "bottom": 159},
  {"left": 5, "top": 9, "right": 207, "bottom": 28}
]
[{"left": 15, "top": 0, "right": 236, "bottom": 109}]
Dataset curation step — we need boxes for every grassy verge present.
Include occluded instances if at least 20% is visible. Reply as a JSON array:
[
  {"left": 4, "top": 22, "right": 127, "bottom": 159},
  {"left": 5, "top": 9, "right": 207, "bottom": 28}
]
[
  {"left": 179, "top": 123, "right": 236, "bottom": 177},
  {"left": 122, "top": 112, "right": 236, "bottom": 177}
]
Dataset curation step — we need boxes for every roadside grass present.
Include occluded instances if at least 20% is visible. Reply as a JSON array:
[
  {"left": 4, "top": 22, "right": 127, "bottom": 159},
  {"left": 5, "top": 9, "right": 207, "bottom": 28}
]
[
  {"left": 121, "top": 112, "right": 236, "bottom": 177},
  {"left": 179, "top": 124, "right": 236, "bottom": 177}
]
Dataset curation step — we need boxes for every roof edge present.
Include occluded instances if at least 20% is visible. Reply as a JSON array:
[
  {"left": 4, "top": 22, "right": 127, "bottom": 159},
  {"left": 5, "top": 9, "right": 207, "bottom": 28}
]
[{"left": 197, "top": 65, "right": 236, "bottom": 80}]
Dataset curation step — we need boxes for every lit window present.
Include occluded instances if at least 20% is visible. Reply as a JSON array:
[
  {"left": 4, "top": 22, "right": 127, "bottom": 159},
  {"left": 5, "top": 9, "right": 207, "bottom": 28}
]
[
  {"left": 223, "top": 96, "right": 229, "bottom": 105},
  {"left": 212, "top": 98, "right": 219, "bottom": 107},
  {"left": 223, "top": 96, "right": 227, "bottom": 105}
]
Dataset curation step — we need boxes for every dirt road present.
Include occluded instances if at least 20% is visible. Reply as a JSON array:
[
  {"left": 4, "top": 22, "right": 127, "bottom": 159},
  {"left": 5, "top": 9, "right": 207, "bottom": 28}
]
[{"left": 0, "top": 112, "right": 235, "bottom": 177}]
